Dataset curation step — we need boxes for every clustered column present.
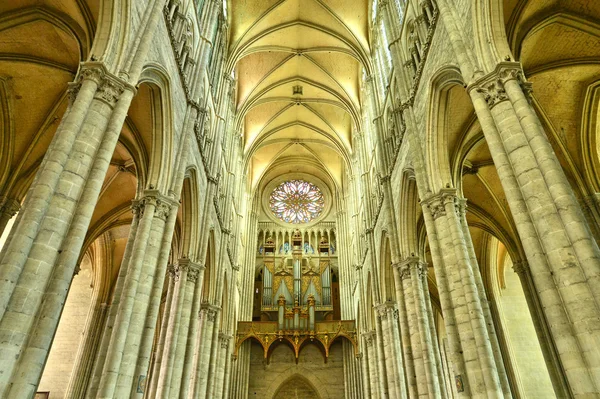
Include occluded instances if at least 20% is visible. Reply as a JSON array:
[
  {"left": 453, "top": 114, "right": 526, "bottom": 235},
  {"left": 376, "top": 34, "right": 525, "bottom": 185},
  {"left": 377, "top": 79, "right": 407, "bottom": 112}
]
[
  {"left": 375, "top": 302, "right": 406, "bottom": 399},
  {"left": 191, "top": 303, "right": 220, "bottom": 398},
  {"left": 91, "top": 191, "right": 178, "bottom": 398},
  {"left": 421, "top": 188, "right": 510, "bottom": 397},
  {"left": 468, "top": 63, "right": 600, "bottom": 395},
  {"left": 398, "top": 257, "right": 447, "bottom": 398}
]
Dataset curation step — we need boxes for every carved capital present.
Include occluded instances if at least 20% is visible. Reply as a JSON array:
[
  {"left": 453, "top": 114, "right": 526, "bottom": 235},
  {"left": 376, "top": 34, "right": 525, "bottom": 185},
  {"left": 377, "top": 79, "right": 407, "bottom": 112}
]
[
  {"left": 0, "top": 198, "right": 20, "bottom": 218},
  {"left": 95, "top": 78, "right": 125, "bottom": 107},
  {"left": 167, "top": 264, "right": 179, "bottom": 281},
  {"left": 512, "top": 260, "right": 529, "bottom": 276},
  {"left": 219, "top": 333, "right": 232, "bottom": 349},
  {"left": 422, "top": 188, "right": 460, "bottom": 220},
  {"left": 469, "top": 62, "right": 532, "bottom": 108},
  {"left": 397, "top": 256, "right": 427, "bottom": 281},
  {"left": 475, "top": 80, "right": 508, "bottom": 109},
  {"left": 424, "top": 196, "right": 445, "bottom": 220},
  {"left": 200, "top": 302, "right": 220, "bottom": 322}
]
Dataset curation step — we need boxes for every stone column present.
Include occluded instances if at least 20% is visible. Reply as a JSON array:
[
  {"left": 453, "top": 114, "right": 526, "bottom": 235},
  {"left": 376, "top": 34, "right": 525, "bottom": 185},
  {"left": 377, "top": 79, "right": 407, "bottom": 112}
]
[
  {"left": 178, "top": 263, "right": 205, "bottom": 399},
  {"left": 392, "top": 264, "right": 418, "bottom": 398},
  {"left": 169, "top": 262, "right": 201, "bottom": 397},
  {"left": 153, "top": 259, "right": 193, "bottom": 398},
  {"left": 403, "top": 257, "right": 443, "bottom": 398},
  {"left": 221, "top": 343, "right": 234, "bottom": 399},
  {"left": 191, "top": 303, "right": 219, "bottom": 398},
  {"left": 0, "top": 198, "right": 19, "bottom": 238},
  {"left": 405, "top": 265, "right": 429, "bottom": 398},
  {"left": 146, "top": 264, "right": 178, "bottom": 398},
  {"left": 214, "top": 333, "right": 231, "bottom": 398},
  {"left": 468, "top": 62, "right": 600, "bottom": 396},
  {"left": 364, "top": 331, "right": 381, "bottom": 398},
  {"left": 96, "top": 192, "right": 176, "bottom": 398},
  {"left": 422, "top": 188, "right": 508, "bottom": 397},
  {"left": 376, "top": 302, "right": 406, "bottom": 399},
  {"left": 360, "top": 333, "right": 377, "bottom": 398},
  {"left": 374, "top": 315, "right": 390, "bottom": 398},
  {"left": 0, "top": 62, "right": 138, "bottom": 398},
  {"left": 205, "top": 308, "right": 222, "bottom": 398},
  {"left": 87, "top": 205, "right": 141, "bottom": 398}
]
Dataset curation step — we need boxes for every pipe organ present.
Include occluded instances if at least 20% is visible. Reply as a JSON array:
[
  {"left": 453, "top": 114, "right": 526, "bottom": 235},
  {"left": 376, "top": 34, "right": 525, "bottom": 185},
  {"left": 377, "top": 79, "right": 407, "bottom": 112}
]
[{"left": 256, "top": 227, "right": 338, "bottom": 329}]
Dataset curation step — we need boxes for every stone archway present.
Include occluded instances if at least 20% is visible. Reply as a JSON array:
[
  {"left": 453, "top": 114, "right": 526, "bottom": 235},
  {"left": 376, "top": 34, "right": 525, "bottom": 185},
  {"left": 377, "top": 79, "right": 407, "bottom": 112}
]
[{"left": 273, "top": 374, "right": 321, "bottom": 399}]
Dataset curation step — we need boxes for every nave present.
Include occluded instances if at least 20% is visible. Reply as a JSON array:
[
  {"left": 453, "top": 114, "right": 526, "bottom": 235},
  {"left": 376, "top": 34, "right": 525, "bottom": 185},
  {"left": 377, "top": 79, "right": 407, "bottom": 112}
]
[{"left": 0, "top": 0, "right": 599, "bottom": 398}]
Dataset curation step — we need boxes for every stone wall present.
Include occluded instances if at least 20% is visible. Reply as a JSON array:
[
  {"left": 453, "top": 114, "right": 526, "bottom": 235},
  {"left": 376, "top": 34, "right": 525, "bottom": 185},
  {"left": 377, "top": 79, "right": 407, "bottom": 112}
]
[{"left": 247, "top": 340, "right": 345, "bottom": 399}]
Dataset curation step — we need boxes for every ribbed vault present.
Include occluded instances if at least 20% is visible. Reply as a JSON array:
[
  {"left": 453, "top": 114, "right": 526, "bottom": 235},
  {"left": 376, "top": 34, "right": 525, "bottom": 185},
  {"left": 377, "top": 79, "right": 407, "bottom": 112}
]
[{"left": 228, "top": 0, "right": 370, "bottom": 192}]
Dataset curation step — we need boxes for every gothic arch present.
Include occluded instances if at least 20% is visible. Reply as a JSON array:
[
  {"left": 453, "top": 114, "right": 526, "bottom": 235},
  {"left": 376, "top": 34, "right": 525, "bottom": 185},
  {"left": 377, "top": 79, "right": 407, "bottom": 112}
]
[
  {"left": 425, "top": 66, "right": 469, "bottom": 192},
  {"left": 264, "top": 370, "right": 330, "bottom": 399},
  {"left": 398, "top": 170, "right": 420, "bottom": 258},
  {"left": 202, "top": 229, "right": 216, "bottom": 301},
  {"left": 179, "top": 169, "right": 200, "bottom": 259},
  {"left": 136, "top": 64, "right": 175, "bottom": 193},
  {"left": 379, "top": 234, "right": 395, "bottom": 302}
]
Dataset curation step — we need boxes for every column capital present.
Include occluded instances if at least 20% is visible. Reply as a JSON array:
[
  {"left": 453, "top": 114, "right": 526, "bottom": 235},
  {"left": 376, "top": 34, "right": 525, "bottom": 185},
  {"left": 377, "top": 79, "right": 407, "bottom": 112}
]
[
  {"left": 467, "top": 61, "right": 532, "bottom": 108},
  {"left": 0, "top": 198, "right": 20, "bottom": 218},
  {"left": 73, "top": 62, "right": 135, "bottom": 107},
  {"left": 218, "top": 333, "right": 232, "bottom": 349},
  {"left": 362, "top": 330, "right": 376, "bottom": 346},
  {"left": 396, "top": 256, "right": 427, "bottom": 279},
  {"left": 512, "top": 260, "right": 530, "bottom": 276},
  {"left": 421, "top": 188, "right": 460, "bottom": 220},
  {"left": 199, "top": 301, "right": 221, "bottom": 321},
  {"left": 167, "top": 263, "right": 180, "bottom": 281},
  {"left": 132, "top": 190, "right": 178, "bottom": 220},
  {"left": 179, "top": 259, "right": 204, "bottom": 283}
]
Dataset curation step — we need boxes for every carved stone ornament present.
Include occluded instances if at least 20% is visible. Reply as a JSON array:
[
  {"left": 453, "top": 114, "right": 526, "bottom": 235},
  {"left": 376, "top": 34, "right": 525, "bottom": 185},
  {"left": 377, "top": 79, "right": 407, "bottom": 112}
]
[
  {"left": 200, "top": 303, "right": 220, "bottom": 322},
  {"left": 154, "top": 200, "right": 173, "bottom": 221},
  {"left": 0, "top": 199, "right": 20, "bottom": 218},
  {"left": 470, "top": 62, "right": 533, "bottom": 108},
  {"left": 95, "top": 79, "right": 125, "bottom": 107},
  {"left": 375, "top": 304, "right": 388, "bottom": 320},
  {"left": 167, "top": 264, "right": 180, "bottom": 281},
  {"left": 512, "top": 260, "right": 529, "bottom": 276},
  {"left": 476, "top": 80, "right": 508, "bottom": 109},
  {"left": 427, "top": 198, "right": 446, "bottom": 220},
  {"left": 186, "top": 262, "right": 204, "bottom": 283}
]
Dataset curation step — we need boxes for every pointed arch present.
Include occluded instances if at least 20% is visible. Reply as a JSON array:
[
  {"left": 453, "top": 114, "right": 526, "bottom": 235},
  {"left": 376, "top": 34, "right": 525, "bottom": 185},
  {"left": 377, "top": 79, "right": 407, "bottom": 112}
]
[{"left": 136, "top": 64, "right": 175, "bottom": 193}]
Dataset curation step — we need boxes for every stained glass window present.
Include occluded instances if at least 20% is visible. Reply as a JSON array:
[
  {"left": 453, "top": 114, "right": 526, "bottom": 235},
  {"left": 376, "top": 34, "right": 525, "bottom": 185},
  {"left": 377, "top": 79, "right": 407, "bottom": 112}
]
[{"left": 269, "top": 180, "right": 325, "bottom": 224}]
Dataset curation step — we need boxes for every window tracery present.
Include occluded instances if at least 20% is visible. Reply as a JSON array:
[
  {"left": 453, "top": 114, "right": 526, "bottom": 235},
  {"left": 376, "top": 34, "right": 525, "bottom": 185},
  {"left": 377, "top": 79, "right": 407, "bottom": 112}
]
[{"left": 269, "top": 180, "right": 325, "bottom": 224}]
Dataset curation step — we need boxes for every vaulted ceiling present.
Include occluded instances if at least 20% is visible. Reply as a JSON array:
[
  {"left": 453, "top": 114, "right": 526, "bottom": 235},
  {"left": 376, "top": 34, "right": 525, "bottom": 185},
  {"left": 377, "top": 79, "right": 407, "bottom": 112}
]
[{"left": 228, "top": 0, "right": 370, "bottom": 192}]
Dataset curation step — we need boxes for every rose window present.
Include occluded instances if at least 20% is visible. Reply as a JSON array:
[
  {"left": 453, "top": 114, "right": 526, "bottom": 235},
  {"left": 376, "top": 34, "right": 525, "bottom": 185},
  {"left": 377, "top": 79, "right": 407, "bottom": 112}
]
[{"left": 269, "top": 180, "right": 325, "bottom": 224}]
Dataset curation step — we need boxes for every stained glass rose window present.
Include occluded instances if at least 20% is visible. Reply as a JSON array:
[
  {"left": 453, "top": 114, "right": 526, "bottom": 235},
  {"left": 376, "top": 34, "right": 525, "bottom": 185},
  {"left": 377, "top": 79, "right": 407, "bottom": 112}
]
[{"left": 269, "top": 180, "right": 325, "bottom": 224}]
